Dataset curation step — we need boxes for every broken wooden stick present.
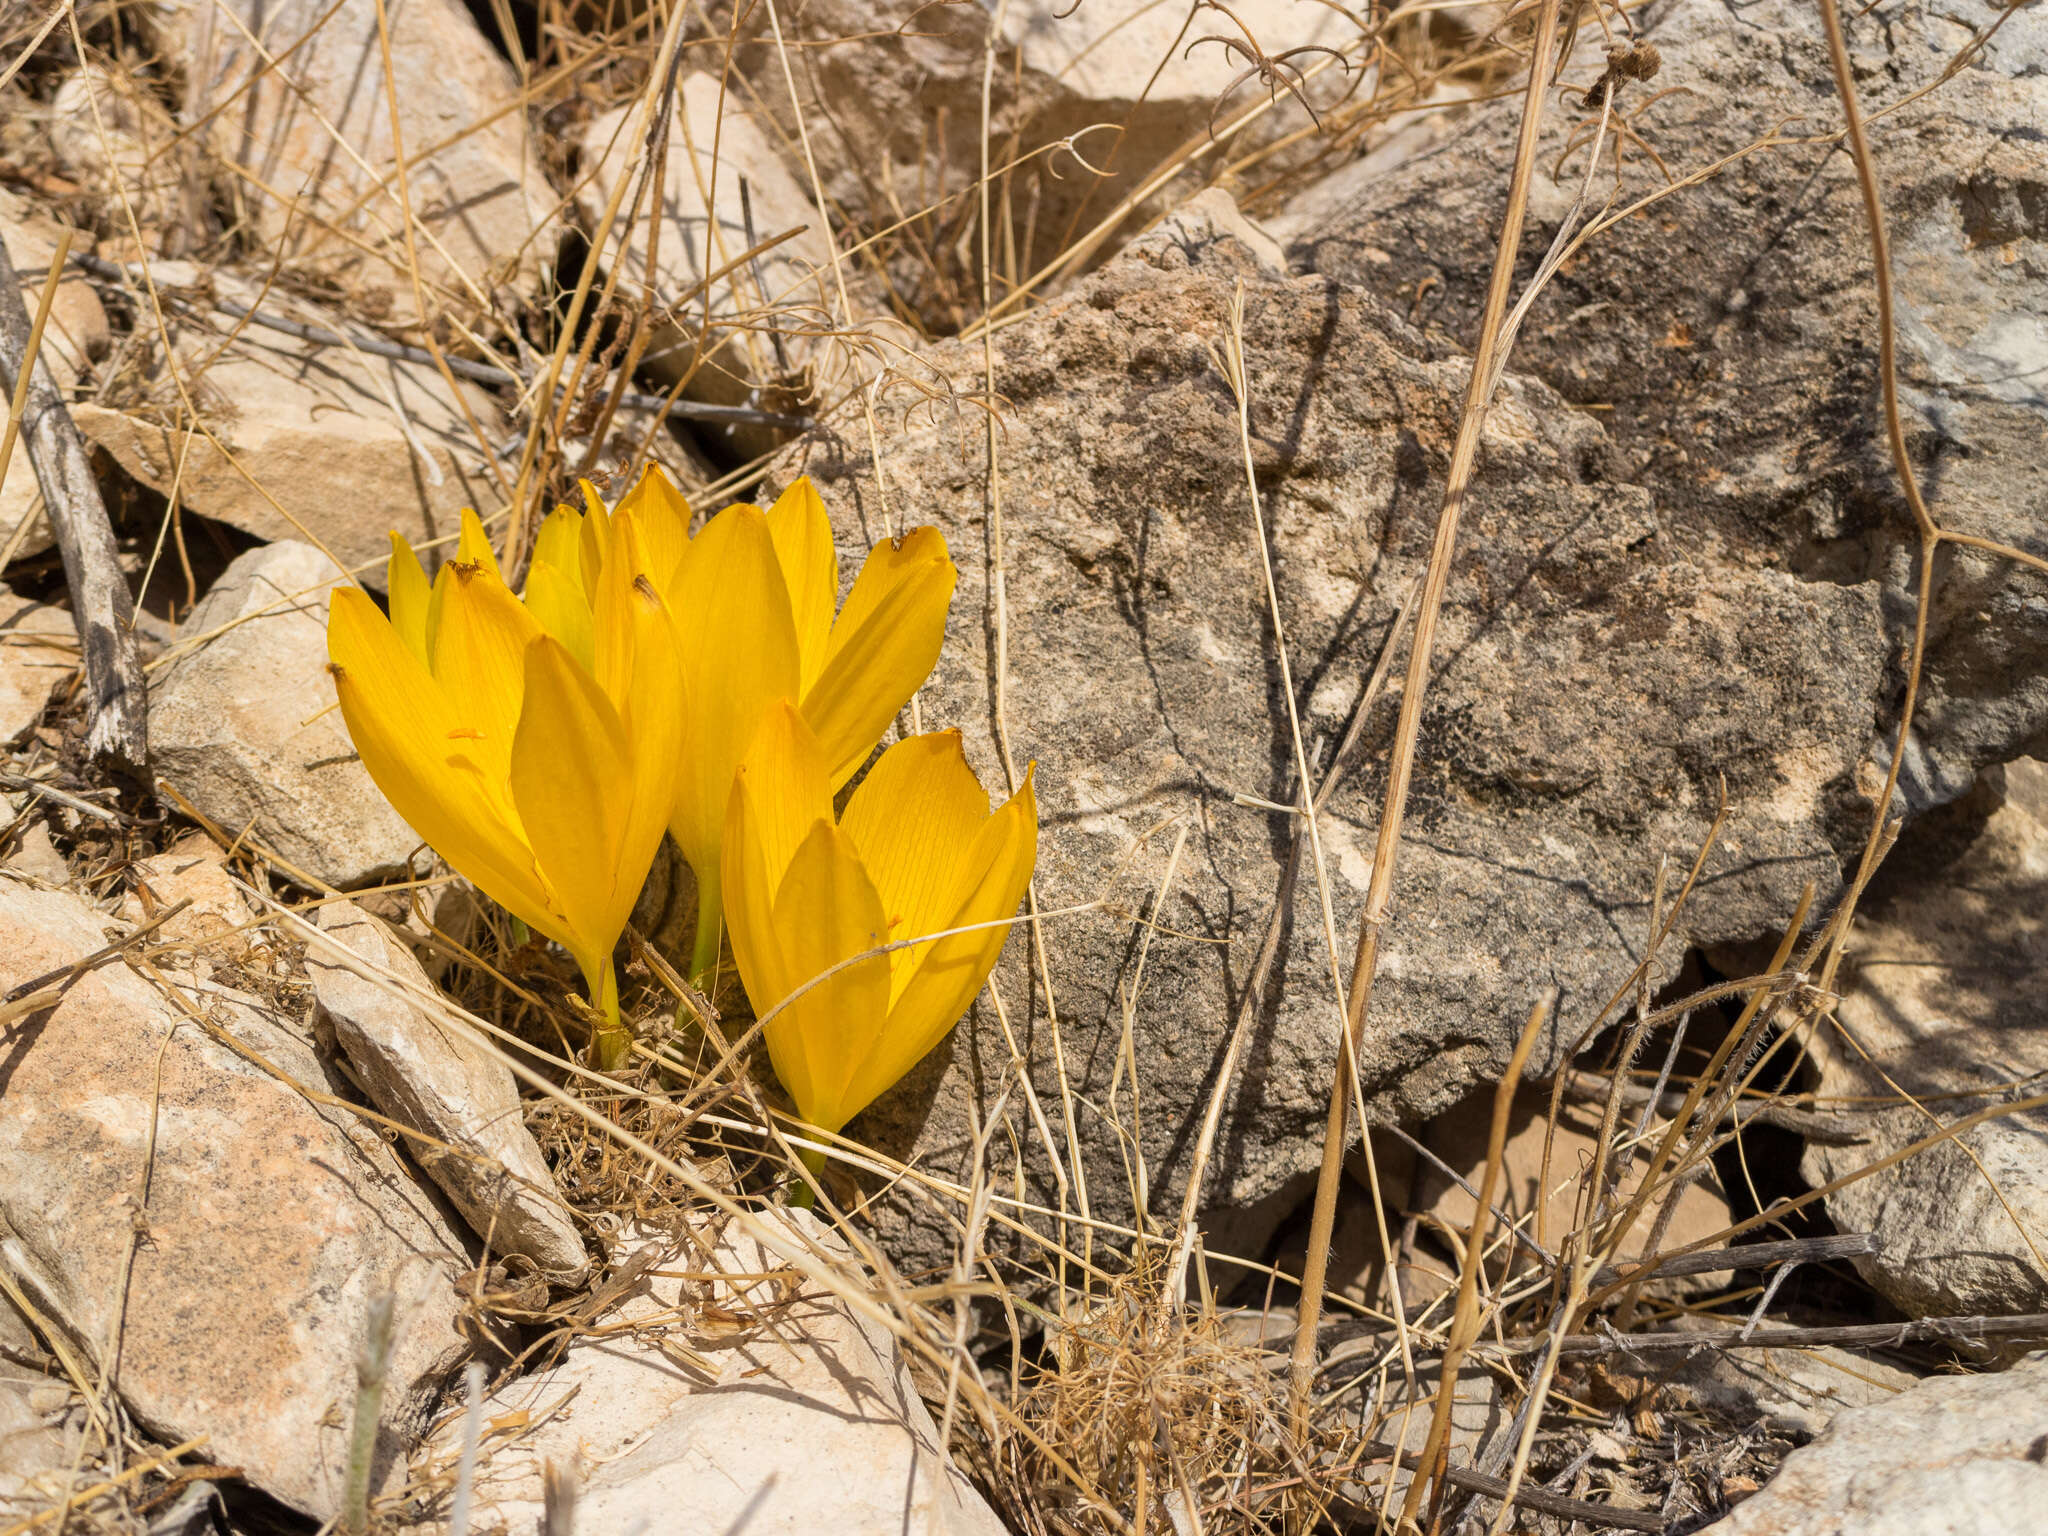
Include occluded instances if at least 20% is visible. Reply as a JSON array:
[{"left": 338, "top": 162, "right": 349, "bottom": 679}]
[{"left": 0, "top": 232, "right": 149, "bottom": 773}]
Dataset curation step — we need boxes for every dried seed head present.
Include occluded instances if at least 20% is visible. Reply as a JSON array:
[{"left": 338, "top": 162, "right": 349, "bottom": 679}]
[{"left": 1618, "top": 41, "right": 1663, "bottom": 81}]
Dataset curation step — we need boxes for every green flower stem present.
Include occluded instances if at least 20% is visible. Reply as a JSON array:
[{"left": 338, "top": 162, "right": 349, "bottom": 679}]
[
  {"left": 789, "top": 1144, "right": 827, "bottom": 1209},
  {"left": 688, "top": 884, "right": 723, "bottom": 986},
  {"left": 589, "top": 959, "right": 630, "bottom": 1072}
]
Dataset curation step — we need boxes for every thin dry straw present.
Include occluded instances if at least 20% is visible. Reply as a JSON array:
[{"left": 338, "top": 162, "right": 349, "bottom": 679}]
[{"left": 1288, "top": 0, "right": 1567, "bottom": 1449}]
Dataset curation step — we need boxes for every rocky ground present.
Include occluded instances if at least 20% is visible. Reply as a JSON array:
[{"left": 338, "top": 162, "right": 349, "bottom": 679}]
[{"left": 0, "top": 0, "right": 2044, "bottom": 1532}]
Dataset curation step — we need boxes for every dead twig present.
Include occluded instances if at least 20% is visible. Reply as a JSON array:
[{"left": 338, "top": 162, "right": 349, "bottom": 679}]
[
  {"left": 1587, "top": 1231, "right": 1879, "bottom": 1291},
  {"left": 0, "top": 234, "right": 149, "bottom": 772},
  {"left": 1325, "top": 1445, "right": 1664, "bottom": 1532},
  {"left": 1288, "top": 0, "right": 1565, "bottom": 1444},
  {"left": 1553, "top": 1311, "right": 2048, "bottom": 1357}
]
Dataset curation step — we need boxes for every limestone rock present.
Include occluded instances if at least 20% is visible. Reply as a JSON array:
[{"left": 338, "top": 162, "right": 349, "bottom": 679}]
[
  {"left": 1294, "top": 0, "right": 2048, "bottom": 801},
  {"left": 3, "top": 824, "right": 68, "bottom": 886},
  {"left": 1696, "top": 1351, "right": 2048, "bottom": 1536},
  {"left": 1674, "top": 1344, "right": 1921, "bottom": 1444},
  {"left": 46, "top": 65, "right": 190, "bottom": 241},
  {"left": 744, "top": 0, "right": 1355, "bottom": 317},
  {"left": 150, "top": 540, "right": 420, "bottom": 887},
  {"left": 412, "top": 1209, "right": 1006, "bottom": 1535},
  {"left": 76, "top": 282, "right": 509, "bottom": 578},
  {"left": 1404, "top": 1084, "right": 1732, "bottom": 1305},
  {"left": 0, "top": 589, "right": 77, "bottom": 745},
  {"left": 148, "top": 0, "right": 556, "bottom": 310},
  {"left": 1327, "top": 1357, "right": 1500, "bottom": 1509},
  {"left": 0, "top": 881, "right": 472, "bottom": 1521},
  {"left": 0, "top": 1289, "right": 71, "bottom": 1519},
  {"left": 785, "top": 206, "right": 1890, "bottom": 1279},
  {"left": 575, "top": 74, "right": 855, "bottom": 461},
  {"left": 116, "top": 832, "right": 254, "bottom": 958},
  {"left": 309, "top": 901, "right": 588, "bottom": 1281},
  {"left": 1803, "top": 759, "right": 2048, "bottom": 1318}
]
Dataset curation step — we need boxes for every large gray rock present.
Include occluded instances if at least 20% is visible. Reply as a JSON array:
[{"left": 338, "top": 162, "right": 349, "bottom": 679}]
[
  {"left": 743, "top": 0, "right": 1354, "bottom": 320},
  {"left": 309, "top": 901, "right": 588, "bottom": 1281},
  {"left": 151, "top": 540, "right": 420, "bottom": 887},
  {"left": 0, "top": 1287, "right": 72, "bottom": 1520},
  {"left": 0, "top": 588, "right": 77, "bottom": 746},
  {"left": 0, "top": 880, "right": 472, "bottom": 1520},
  {"left": 1293, "top": 0, "right": 2048, "bottom": 802},
  {"left": 1803, "top": 759, "right": 2048, "bottom": 1318},
  {"left": 574, "top": 73, "right": 860, "bottom": 463},
  {"left": 784, "top": 204, "right": 1893, "bottom": 1278},
  {"left": 1674, "top": 1342, "right": 1921, "bottom": 1444},
  {"left": 1697, "top": 1351, "right": 2048, "bottom": 1536},
  {"left": 148, "top": 0, "right": 556, "bottom": 312},
  {"left": 410, "top": 1210, "right": 1006, "bottom": 1536},
  {"left": 76, "top": 278, "right": 509, "bottom": 578}
]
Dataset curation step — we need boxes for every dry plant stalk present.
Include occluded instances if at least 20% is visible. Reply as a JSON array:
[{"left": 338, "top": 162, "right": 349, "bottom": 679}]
[{"left": 1288, "top": 0, "right": 1566, "bottom": 1438}]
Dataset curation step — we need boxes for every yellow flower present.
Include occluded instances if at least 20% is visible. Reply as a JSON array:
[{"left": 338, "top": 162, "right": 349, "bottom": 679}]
[
  {"left": 722, "top": 700, "right": 1037, "bottom": 1136},
  {"left": 328, "top": 507, "right": 685, "bottom": 1069},
  {"left": 526, "top": 465, "right": 958, "bottom": 979}
]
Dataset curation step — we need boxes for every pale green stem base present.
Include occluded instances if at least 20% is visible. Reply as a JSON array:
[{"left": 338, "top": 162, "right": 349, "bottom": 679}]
[
  {"left": 587, "top": 959, "right": 630, "bottom": 1072},
  {"left": 688, "top": 875, "right": 723, "bottom": 987},
  {"left": 789, "top": 1144, "right": 827, "bottom": 1209}
]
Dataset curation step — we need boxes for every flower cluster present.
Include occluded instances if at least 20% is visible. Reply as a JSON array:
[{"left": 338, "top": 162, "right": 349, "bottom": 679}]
[{"left": 326, "top": 468, "right": 1036, "bottom": 1143}]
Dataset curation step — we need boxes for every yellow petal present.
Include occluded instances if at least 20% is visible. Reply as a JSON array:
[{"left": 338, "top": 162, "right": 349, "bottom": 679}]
[
  {"left": 589, "top": 508, "right": 652, "bottom": 705},
  {"left": 606, "top": 552, "right": 688, "bottom": 943},
  {"left": 722, "top": 756, "right": 812, "bottom": 1120},
  {"left": 327, "top": 588, "right": 564, "bottom": 950},
  {"left": 386, "top": 532, "right": 433, "bottom": 664},
  {"left": 729, "top": 701, "right": 833, "bottom": 892},
  {"left": 615, "top": 463, "right": 693, "bottom": 593},
  {"left": 766, "top": 478, "right": 837, "bottom": 696},
  {"left": 768, "top": 821, "right": 891, "bottom": 1134},
  {"left": 455, "top": 506, "right": 503, "bottom": 583},
  {"left": 430, "top": 556, "right": 543, "bottom": 786},
  {"left": 802, "top": 527, "right": 956, "bottom": 789},
  {"left": 532, "top": 504, "right": 586, "bottom": 589},
  {"left": 665, "top": 505, "right": 802, "bottom": 917},
  {"left": 510, "top": 635, "right": 632, "bottom": 981},
  {"left": 838, "top": 768, "right": 1036, "bottom": 1125},
  {"left": 524, "top": 559, "right": 595, "bottom": 675},
  {"left": 578, "top": 483, "right": 610, "bottom": 603},
  {"left": 839, "top": 730, "right": 994, "bottom": 1003}
]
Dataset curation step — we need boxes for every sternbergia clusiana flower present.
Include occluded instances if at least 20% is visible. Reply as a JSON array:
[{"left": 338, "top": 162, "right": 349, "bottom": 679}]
[
  {"left": 328, "top": 507, "right": 684, "bottom": 1070},
  {"left": 522, "top": 465, "right": 958, "bottom": 980},
  {"left": 723, "top": 700, "right": 1037, "bottom": 1138}
]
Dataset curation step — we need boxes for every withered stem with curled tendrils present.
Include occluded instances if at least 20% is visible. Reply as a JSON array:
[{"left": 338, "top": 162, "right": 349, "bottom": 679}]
[{"left": 1185, "top": 0, "right": 1353, "bottom": 138}]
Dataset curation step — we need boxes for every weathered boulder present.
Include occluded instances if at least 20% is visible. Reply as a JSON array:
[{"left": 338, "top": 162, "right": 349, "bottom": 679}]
[
  {"left": 76, "top": 277, "right": 509, "bottom": 578},
  {"left": 0, "top": 881, "right": 472, "bottom": 1520},
  {"left": 411, "top": 1210, "right": 1006, "bottom": 1535},
  {"left": 308, "top": 901, "right": 588, "bottom": 1280},
  {"left": 0, "top": 1288, "right": 71, "bottom": 1519},
  {"left": 1672, "top": 1341, "right": 1920, "bottom": 1444},
  {"left": 1293, "top": 0, "right": 2048, "bottom": 802},
  {"left": 785, "top": 205, "right": 1892, "bottom": 1277},
  {"left": 45, "top": 65, "right": 190, "bottom": 242},
  {"left": 148, "top": 0, "right": 556, "bottom": 310},
  {"left": 0, "top": 589, "right": 77, "bottom": 746},
  {"left": 115, "top": 831, "right": 255, "bottom": 959},
  {"left": 1696, "top": 1350, "right": 2048, "bottom": 1536},
  {"left": 574, "top": 73, "right": 855, "bottom": 461},
  {"left": 1803, "top": 759, "right": 2048, "bottom": 1318},
  {"left": 738, "top": 0, "right": 1355, "bottom": 320},
  {"left": 151, "top": 540, "right": 420, "bottom": 887},
  {"left": 1403, "top": 1084, "right": 1731, "bottom": 1304}
]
